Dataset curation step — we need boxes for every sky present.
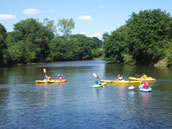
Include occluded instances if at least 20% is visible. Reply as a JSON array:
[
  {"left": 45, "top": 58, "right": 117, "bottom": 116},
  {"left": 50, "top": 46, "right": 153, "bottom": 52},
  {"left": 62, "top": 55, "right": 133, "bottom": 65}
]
[{"left": 0, "top": 0, "right": 172, "bottom": 39}]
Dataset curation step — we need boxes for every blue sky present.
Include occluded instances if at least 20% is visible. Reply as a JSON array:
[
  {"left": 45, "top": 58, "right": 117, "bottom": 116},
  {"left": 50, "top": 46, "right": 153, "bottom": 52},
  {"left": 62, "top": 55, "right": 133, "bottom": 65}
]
[{"left": 0, "top": 0, "right": 172, "bottom": 39}]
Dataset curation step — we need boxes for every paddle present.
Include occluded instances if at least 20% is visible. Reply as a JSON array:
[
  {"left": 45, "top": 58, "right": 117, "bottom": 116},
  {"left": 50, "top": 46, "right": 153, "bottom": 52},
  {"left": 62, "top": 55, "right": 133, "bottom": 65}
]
[
  {"left": 43, "top": 68, "right": 47, "bottom": 79},
  {"left": 93, "top": 73, "right": 97, "bottom": 78}
]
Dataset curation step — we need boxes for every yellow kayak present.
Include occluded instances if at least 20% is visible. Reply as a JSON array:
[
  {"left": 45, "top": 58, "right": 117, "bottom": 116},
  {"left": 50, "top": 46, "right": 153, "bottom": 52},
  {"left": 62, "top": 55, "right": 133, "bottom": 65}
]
[
  {"left": 36, "top": 79, "right": 67, "bottom": 84},
  {"left": 100, "top": 80, "right": 142, "bottom": 85},
  {"left": 129, "top": 77, "right": 156, "bottom": 81}
]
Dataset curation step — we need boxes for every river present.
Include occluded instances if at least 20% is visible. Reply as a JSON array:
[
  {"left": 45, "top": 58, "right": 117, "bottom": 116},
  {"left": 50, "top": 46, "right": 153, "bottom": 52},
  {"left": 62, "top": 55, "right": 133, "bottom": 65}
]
[{"left": 0, "top": 60, "right": 172, "bottom": 129}]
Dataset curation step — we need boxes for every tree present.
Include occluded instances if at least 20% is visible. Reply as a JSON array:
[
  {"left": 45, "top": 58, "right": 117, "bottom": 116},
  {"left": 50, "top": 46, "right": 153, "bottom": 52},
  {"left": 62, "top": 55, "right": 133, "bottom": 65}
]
[
  {"left": 0, "top": 23, "right": 9, "bottom": 65},
  {"left": 92, "top": 37, "right": 102, "bottom": 48},
  {"left": 43, "top": 18, "right": 57, "bottom": 34},
  {"left": 103, "top": 25, "right": 133, "bottom": 63},
  {"left": 57, "top": 18, "right": 75, "bottom": 38},
  {"left": 13, "top": 18, "right": 54, "bottom": 62},
  {"left": 127, "top": 9, "right": 172, "bottom": 65},
  {"left": 71, "top": 34, "right": 95, "bottom": 59},
  {"left": 102, "top": 32, "right": 109, "bottom": 41}
]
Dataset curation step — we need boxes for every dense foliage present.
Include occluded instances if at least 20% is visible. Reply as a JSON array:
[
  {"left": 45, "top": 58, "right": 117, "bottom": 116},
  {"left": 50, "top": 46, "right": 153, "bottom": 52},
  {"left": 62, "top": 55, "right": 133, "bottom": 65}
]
[
  {"left": 0, "top": 23, "right": 9, "bottom": 65},
  {"left": 103, "top": 9, "right": 172, "bottom": 66},
  {"left": 0, "top": 18, "right": 102, "bottom": 66}
]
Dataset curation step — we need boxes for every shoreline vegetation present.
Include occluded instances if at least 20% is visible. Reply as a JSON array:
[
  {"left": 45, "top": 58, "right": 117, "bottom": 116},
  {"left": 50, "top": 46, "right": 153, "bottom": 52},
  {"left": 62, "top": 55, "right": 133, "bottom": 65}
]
[{"left": 0, "top": 9, "right": 172, "bottom": 67}]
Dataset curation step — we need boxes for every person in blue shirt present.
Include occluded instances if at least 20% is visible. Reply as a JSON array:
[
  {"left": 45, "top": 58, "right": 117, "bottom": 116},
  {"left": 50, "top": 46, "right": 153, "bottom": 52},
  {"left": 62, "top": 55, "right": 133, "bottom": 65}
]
[{"left": 95, "top": 76, "right": 101, "bottom": 85}]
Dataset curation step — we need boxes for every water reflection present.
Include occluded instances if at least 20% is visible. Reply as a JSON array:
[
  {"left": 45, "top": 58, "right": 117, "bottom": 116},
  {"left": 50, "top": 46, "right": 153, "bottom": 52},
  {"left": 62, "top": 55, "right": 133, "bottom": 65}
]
[
  {"left": 0, "top": 88, "right": 9, "bottom": 109},
  {"left": 117, "top": 84, "right": 125, "bottom": 97},
  {"left": 143, "top": 93, "right": 149, "bottom": 109},
  {"left": 92, "top": 87, "right": 102, "bottom": 99},
  {"left": 43, "top": 88, "right": 47, "bottom": 105}
]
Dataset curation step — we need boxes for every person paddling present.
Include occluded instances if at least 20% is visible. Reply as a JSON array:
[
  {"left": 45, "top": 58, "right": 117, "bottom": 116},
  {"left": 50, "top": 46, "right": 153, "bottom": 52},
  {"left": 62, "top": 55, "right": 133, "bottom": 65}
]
[
  {"left": 141, "top": 73, "right": 147, "bottom": 79},
  {"left": 46, "top": 75, "right": 51, "bottom": 81},
  {"left": 116, "top": 74, "right": 124, "bottom": 81},
  {"left": 95, "top": 76, "right": 101, "bottom": 85}
]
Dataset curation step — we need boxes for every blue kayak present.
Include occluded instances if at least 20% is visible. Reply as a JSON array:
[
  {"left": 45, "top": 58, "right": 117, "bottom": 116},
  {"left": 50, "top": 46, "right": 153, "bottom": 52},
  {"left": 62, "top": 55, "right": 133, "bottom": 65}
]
[{"left": 139, "top": 84, "right": 152, "bottom": 92}]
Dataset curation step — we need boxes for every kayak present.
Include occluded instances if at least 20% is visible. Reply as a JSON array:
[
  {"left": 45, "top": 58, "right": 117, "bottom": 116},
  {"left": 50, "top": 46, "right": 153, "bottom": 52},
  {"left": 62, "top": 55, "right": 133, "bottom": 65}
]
[
  {"left": 129, "top": 77, "right": 156, "bottom": 81},
  {"left": 139, "top": 84, "right": 152, "bottom": 92},
  {"left": 92, "top": 83, "right": 106, "bottom": 88},
  {"left": 92, "top": 84, "right": 103, "bottom": 88},
  {"left": 139, "top": 87, "right": 152, "bottom": 92},
  {"left": 100, "top": 80, "right": 142, "bottom": 85},
  {"left": 36, "top": 79, "right": 67, "bottom": 84}
]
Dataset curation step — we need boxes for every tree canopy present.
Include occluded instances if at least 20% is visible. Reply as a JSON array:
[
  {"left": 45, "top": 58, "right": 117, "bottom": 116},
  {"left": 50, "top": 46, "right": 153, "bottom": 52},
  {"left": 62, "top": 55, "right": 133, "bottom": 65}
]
[
  {"left": 0, "top": 23, "right": 9, "bottom": 65},
  {"left": 58, "top": 18, "right": 75, "bottom": 38},
  {"left": 103, "top": 9, "right": 172, "bottom": 66}
]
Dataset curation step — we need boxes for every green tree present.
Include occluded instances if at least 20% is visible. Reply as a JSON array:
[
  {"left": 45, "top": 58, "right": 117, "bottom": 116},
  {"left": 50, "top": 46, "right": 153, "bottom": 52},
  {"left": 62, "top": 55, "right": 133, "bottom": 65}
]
[
  {"left": 92, "top": 37, "right": 102, "bottom": 48},
  {"left": 71, "top": 34, "right": 96, "bottom": 59},
  {"left": 127, "top": 9, "right": 172, "bottom": 65},
  {"left": 43, "top": 18, "right": 57, "bottom": 34},
  {"left": 13, "top": 18, "right": 54, "bottom": 62},
  {"left": 58, "top": 18, "right": 75, "bottom": 38},
  {"left": 0, "top": 23, "right": 9, "bottom": 65},
  {"left": 102, "top": 32, "right": 109, "bottom": 41},
  {"left": 103, "top": 25, "right": 133, "bottom": 63}
]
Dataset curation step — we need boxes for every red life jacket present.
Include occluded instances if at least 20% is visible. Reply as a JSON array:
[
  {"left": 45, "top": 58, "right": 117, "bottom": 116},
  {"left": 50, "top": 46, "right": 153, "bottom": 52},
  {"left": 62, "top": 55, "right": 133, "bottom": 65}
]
[
  {"left": 58, "top": 76, "right": 62, "bottom": 80},
  {"left": 143, "top": 82, "right": 148, "bottom": 89}
]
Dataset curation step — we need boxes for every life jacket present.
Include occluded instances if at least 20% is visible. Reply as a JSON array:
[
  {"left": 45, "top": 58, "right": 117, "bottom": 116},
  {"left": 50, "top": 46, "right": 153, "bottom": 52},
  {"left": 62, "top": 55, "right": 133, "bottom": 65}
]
[
  {"left": 143, "top": 82, "right": 148, "bottom": 89},
  {"left": 58, "top": 76, "right": 62, "bottom": 80},
  {"left": 118, "top": 77, "right": 123, "bottom": 81},
  {"left": 95, "top": 80, "right": 99, "bottom": 84}
]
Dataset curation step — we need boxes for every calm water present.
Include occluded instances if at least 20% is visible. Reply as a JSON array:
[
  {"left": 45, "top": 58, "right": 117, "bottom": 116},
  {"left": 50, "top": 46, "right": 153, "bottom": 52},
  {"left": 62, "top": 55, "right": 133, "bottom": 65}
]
[{"left": 0, "top": 60, "right": 172, "bottom": 129}]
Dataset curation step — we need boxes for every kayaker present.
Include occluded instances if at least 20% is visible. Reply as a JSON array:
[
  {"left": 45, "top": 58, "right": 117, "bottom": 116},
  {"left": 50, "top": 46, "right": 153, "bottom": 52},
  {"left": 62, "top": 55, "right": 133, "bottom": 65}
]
[
  {"left": 116, "top": 74, "right": 124, "bottom": 81},
  {"left": 46, "top": 75, "right": 51, "bottom": 81},
  {"left": 95, "top": 76, "right": 101, "bottom": 85},
  {"left": 57, "top": 74, "right": 62, "bottom": 80},
  {"left": 141, "top": 73, "right": 147, "bottom": 79},
  {"left": 143, "top": 80, "right": 149, "bottom": 89}
]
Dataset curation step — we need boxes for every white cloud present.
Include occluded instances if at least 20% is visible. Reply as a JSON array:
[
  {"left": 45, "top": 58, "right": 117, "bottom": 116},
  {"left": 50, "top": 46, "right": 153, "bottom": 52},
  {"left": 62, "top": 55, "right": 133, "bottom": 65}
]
[
  {"left": 23, "top": 8, "right": 55, "bottom": 15},
  {"left": 77, "top": 16, "right": 92, "bottom": 21},
  {"left": 99, "top": 5, "right": 104, "bottom": 8},
  {"left": 0, "top": 14, "right": 16, "bottom": 20},
  {"left": 93, "top": 32, "right": 102, "bottom": 37},
  {"left": 23, "top": 8, "right": 40, "bottom": 15}
]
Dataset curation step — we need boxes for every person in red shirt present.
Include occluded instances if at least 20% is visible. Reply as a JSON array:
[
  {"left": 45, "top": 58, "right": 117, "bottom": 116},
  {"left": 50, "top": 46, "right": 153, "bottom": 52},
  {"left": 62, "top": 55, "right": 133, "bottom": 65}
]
[
  {"left": 57, "top": 74, "right": 62, "bottom": 80},
  {"left": 143, "top": 80, "right": 149, "bottom": 89}
]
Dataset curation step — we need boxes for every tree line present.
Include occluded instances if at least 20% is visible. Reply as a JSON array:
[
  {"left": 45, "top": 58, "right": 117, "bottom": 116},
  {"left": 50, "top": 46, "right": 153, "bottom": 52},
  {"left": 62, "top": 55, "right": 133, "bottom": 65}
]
[
  {"left": 103, "top": 9, "right": 172, "bottom": 66},
  {"left": 1, "top": 9, "right": 172, "bottom": 67},
  {"left": 0, "top": 18, "right": 103, "bottom": 66}
]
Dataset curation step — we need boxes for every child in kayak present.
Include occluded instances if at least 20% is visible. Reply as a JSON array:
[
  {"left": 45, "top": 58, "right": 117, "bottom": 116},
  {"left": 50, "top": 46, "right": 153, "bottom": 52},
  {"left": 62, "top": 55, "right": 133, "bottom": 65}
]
[
  {"left": 141, "top": 73, "right": 147, "bottom": 79},
  {"left": 95, "top": 76, "right": 101, "bottom": 85},
  {"left": 116, "top": 74, "right": 124, "bottom": 81},
  {"left": 46, "top": 75, "right": 51, "bottom": 81},
  {"left": 143, "top": 79, "right": 149, "bottom": 89},
  {"left": 57, "top": 74, "right": 62, "bottom": 80}
]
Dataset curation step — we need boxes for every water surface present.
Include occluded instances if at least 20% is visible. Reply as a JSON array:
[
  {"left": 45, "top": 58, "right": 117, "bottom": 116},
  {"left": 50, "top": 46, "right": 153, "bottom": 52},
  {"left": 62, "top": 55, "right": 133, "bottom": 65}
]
[{"left": 0, "top": 60, "right": 172, "bottom": 129}]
